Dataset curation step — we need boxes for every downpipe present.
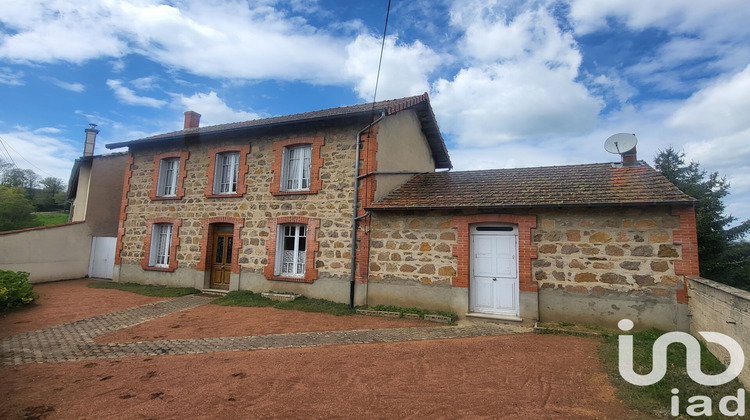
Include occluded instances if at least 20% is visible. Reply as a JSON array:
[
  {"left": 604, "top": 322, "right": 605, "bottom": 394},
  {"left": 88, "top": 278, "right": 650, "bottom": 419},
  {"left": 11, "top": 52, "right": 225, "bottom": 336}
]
[{"left": 349, "top": 111, "right": 386, "bottom": 307}]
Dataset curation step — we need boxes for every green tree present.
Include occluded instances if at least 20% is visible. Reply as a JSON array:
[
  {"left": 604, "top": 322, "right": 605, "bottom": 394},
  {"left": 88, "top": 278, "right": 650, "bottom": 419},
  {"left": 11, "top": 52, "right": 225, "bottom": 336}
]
[
  {"left": 38, "top": 177, "right": 67, "bottom": 211},
  {"left": 0, "top": 186, "right": 39, "bottom": 231},
  {"left": 654, "top": 147, "right": 750, "bottom": 288}
]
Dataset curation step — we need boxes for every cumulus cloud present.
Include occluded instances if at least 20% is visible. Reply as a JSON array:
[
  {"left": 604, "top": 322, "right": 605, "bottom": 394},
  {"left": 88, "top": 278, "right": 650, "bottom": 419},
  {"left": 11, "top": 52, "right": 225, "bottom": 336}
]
[
  {"left": 431, "top": 4, "right": 602, "bottom": 146},
  {"left": 344, "top": 34, "right": 442, "bottom": 101},
  {"left": 107, "top": 79, "right": 167, "bottom": 108},
  {"left": 0, "top": 128, "right": 80, "bottom": 180},
  {"left": 176, "top": 91, "right": 264, "bottom": 127}
]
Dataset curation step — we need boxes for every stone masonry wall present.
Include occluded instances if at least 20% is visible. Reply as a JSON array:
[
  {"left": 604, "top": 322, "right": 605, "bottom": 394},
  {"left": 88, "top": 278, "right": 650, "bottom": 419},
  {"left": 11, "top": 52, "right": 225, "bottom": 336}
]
[
  {"left": 533, "top": 207, "right": 686, "bottom": 299},
  {"left": 118, "top": 123, "right": 363, "bottom": 282}
]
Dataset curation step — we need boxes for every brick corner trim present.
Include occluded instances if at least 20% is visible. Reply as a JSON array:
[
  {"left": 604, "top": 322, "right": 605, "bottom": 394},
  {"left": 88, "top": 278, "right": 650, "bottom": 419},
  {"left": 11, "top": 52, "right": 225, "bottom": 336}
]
[
  {"left": 114, "top": 153, "right": 135, "bottom": 266},
  {"left": 270, "top": 137, "right": 325, "bottom": 196},
  {"left": 451, "top": 214, "right": 538, "bottom": 292},
  {"left": 264, "top": 216, "right": 320, "bottom": 283},
  {"left": 671, "top": 205, "right": 700, "bottom": 304},
  {"left": 141, "top": 217, "right": 182, "bottom": 272}
]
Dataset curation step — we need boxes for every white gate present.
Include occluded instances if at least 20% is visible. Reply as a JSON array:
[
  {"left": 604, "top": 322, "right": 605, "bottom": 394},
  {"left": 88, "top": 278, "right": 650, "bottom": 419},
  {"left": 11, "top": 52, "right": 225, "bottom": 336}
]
[
  {"left": 89, "top": 236, "right": 116, "bottom": 279},
  {"left": 470, "top": 225, "right": 519, "bottom": 317}
]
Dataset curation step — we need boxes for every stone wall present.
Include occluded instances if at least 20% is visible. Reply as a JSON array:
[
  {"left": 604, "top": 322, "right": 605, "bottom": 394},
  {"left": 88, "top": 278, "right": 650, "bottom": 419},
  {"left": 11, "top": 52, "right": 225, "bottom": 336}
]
[
  {"left": 117, "top": 123, "right": 363, "bottom": 293},
  {"left": 687, "top": 276, "right": 750, "bottom": 388}
]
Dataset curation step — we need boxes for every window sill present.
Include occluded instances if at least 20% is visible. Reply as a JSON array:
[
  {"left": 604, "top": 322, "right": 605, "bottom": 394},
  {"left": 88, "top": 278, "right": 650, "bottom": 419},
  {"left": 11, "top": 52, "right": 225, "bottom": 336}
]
[
  {"left": 144, "top": 265, "right": 177, "bottom": 272},
  {"left": 270, "top": 275, "right": 314, "bottom": 284},
  {"left": 205, "top": 193, "right": 244, "bottom": 199},
  {"left": 151, "top": 196, "right": 182, "bottom": 201},
  {"left": 271, "top": 190, "right": 317, "bottom": 196}
]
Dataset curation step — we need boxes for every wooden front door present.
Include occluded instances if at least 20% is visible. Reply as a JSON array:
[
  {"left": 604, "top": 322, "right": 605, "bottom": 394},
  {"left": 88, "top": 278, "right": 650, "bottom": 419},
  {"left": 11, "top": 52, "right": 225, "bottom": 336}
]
[{"left": 210, "top": 229, "right": 233, "bottom": 289}]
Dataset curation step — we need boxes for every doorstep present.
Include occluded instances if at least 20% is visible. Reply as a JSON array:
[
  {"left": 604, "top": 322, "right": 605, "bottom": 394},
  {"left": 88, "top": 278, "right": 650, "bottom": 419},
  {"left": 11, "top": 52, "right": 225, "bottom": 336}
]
[
  {"left": 466, "top": 312, "right": 523, "bottom": 323},
  {"left": 200, "top": 288, "right": 229, "bottom": 296}
]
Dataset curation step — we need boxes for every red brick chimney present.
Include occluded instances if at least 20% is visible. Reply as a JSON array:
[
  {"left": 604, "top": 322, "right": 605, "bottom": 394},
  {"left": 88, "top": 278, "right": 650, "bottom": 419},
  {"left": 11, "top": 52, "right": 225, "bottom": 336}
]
[
  {"left": 622, "top": 147, "right": 638, "bottom": 166},
  {"left": 184, "top": 111, "right": 201, "bottom": 129}
]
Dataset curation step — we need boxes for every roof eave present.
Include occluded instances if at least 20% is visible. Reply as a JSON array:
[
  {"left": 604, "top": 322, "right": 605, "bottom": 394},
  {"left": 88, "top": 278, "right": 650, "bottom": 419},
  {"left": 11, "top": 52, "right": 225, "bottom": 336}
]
[{"left": 366, "top": 200, "right": 697, "bottom": 212}]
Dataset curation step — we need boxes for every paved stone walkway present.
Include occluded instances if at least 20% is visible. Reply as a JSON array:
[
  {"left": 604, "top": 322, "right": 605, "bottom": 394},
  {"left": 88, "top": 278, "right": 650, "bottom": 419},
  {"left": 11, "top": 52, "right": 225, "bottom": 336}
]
[{"left": 1, "top": 295, "right": 528, "bottom": 366}]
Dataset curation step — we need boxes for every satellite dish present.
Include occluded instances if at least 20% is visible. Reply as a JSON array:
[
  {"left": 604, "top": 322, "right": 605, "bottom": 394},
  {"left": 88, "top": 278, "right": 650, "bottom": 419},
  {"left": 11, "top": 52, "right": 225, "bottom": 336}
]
[{"left": 604, "top": 133, "right": 638, "bottom": 155}]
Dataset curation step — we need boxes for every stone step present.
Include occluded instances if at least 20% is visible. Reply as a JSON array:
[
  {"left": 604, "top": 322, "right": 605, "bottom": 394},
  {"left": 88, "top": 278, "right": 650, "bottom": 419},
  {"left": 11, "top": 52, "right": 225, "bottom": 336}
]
[{"left": 200, "top": 288, "right": 229, "bottom": 296}]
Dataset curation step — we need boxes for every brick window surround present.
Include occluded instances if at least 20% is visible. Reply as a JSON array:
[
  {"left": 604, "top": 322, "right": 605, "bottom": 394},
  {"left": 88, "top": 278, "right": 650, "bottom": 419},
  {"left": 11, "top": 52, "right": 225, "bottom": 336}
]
[
  {"left": 270, "top": 137, "right": 324, "bottom": 196},
  {"left": 196, "top": 216, "right": 243, "bottom": 274},
  {"left": 204, "top": 145, "right": 251, "bottom": 198},
  {"left": 451, "top": 214, "right": 538, "bottom": 292},
  {"left": 149, "top": 151, "right": 190, "bottom": 200},
  {"left": 264, "top": 216, "right": 320, "bottom": 283},
  {"left": 141, "top": 217, "right": 182, "bottom": 272}
]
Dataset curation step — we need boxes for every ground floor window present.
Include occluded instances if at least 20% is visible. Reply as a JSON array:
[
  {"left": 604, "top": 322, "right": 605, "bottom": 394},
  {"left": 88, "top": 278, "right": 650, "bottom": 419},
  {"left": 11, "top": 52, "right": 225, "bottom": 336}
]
[
  {"left": 149, "top": 223, "right": 173, "bottom": 267},
  {"left": 277, "top": 224, "right": 306, "bottom": 277}
]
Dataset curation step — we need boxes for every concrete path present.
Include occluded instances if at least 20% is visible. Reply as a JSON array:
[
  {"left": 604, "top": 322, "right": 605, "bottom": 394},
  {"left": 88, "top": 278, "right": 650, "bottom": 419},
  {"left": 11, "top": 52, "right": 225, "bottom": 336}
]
[{"left": 1, "top": 295, "right": 527, "bottom": 365}]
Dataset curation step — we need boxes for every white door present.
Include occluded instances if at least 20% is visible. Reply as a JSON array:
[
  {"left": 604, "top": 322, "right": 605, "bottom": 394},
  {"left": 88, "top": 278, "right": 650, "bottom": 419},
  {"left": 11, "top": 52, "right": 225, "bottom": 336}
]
[
  {"left": 470, "top": 225, "right": 519, "bottom": 316},
  {"left": 89, "top": 236, "right": 116, "bottom": 279}
]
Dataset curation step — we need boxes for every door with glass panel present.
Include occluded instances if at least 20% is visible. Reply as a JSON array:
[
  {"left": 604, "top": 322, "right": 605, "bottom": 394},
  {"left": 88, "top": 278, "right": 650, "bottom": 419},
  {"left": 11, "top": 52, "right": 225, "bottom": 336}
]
[{"left": 210, "top": 225, "right": 233, "bottom": 289}]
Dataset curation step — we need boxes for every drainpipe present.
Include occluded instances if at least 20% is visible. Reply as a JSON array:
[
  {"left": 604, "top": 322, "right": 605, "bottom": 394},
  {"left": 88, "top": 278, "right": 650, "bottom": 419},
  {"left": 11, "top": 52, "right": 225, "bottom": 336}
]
[{"left": 349, "top": 111, "right": 386, "bottom": 307}]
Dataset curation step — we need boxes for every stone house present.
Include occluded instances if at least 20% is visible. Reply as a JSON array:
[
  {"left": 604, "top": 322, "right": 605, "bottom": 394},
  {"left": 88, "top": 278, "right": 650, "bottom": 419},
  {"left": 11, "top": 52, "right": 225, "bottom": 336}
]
[{"left": 106, "top": 93, "right": 698, "bottom": 331}]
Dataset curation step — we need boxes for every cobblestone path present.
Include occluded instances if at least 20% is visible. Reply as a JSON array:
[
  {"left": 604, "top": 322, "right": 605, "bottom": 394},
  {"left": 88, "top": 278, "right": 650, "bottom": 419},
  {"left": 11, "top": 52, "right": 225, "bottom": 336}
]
[{"left": 1, "top": 295, "right": 526, "bottom": 365}]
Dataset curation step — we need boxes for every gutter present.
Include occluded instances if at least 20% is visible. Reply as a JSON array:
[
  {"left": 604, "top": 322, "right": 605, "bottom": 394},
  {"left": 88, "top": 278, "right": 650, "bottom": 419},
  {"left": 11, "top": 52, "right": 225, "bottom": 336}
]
[
  {"left": 349, "top": 111, "right": 386, "bottom": 308},
  {"left": 365, "top": 200, "right": 697, "bottom": 212}
]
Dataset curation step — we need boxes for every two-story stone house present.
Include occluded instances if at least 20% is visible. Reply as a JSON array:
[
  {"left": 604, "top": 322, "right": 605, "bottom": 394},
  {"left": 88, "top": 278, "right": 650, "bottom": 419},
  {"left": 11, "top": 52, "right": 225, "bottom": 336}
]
[{"left": 107, "top": 93, "right": 698, "bottom": 331}]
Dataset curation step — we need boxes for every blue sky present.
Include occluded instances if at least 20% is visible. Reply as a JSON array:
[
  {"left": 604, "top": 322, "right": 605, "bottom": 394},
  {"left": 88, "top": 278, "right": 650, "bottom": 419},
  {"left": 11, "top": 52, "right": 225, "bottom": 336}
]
[{"left": 1, "top": 0, "right": 749, "bottom": 225}]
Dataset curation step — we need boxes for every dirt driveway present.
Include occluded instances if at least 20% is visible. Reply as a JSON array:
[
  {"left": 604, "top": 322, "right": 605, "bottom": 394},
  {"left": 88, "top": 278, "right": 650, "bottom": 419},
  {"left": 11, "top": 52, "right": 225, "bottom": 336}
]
[{"left": 0, "top": 279, "right": 644, "bottom": 419}]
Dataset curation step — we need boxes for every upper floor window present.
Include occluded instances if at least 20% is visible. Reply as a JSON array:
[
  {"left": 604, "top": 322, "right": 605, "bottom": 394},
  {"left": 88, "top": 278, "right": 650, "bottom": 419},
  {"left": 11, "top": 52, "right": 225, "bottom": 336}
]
[
  {"left": 157, "top": 158, "right": 179, "bottom": 197},
  {"left": 149, "top": 223, "right": 173, "bottom": 268},
  {"left": 150, "top": 152, "right": 189, "bottom": 200},
  {"left": 282, "top": 145, "right": 312, "bottom": 191},
  {"left": 214, "top": 152, "right": 239, "bottom": 194},
  {"left": 205, "top": 145, "right": 250, "bottom": 198}
]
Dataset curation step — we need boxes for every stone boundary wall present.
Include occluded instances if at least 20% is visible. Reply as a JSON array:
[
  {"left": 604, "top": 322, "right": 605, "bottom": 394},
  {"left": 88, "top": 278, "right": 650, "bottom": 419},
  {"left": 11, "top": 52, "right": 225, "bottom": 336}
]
[{"left": 687, "top": 276, "right": 750, "bottom": 388}]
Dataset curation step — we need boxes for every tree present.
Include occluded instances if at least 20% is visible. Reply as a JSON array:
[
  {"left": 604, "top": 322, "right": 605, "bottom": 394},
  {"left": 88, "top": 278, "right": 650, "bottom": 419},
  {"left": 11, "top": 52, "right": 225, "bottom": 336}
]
[
  {"left": 40, "top": 177, "right": 64, "bottom": 196},
  {"left": 38, "top": 177, "right": 67, "bottom": 212},
  {"left": 654, "top": 147, "right": 750, "bottom": 288},
  {"left": 0, "top": 186, "right": 38, "bottom": 231}
]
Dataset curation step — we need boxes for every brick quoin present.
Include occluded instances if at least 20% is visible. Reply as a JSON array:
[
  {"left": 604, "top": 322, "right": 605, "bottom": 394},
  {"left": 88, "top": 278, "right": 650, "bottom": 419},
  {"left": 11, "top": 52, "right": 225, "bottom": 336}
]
[
  {"left": 451, "top": 214, "right": 538, "bottom": 292},
  {"left": 270, "top": 137, "right": 325, "bottom": 196},
  {"left": 114, "top": 153, "right": 134, "bottom": 266},
  {"left": 141, "top": 217, "right": 182, "bottom": 272},
  {"left": 264, "top": 216, "right": 320, "bottom": 283},
  {"left": 196, "top": 217, "right": 244, "bottom": 274},
  {"left": 204, "top": 145, "right": 251, "bottom": 198},
  {"left": 671, "top": 205, "right": 700, "bottom": 304},
  {"left": 148, "top": 151, "right": 190, "bottom": 200},
  {"left": 355, "top": 125, "right": 379, "bottom": 283}
]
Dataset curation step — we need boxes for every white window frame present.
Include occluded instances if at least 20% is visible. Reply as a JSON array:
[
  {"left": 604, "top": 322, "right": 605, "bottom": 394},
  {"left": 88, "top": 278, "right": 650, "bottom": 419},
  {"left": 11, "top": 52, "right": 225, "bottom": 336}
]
[
  {"left": 275, "top": 224, "right": 307, "bottom": 277},
  {"left": 213, "top": 151, "right": 240, "bottom": 194},
  {"left": 281, "top": 145, "right": 312, "bottom": 192},
  {"left": 149, "top": 223, "right": 173, "bottom": 268},
  {"left": 156, "top": 157, "right": 180, "bottom": 197}
]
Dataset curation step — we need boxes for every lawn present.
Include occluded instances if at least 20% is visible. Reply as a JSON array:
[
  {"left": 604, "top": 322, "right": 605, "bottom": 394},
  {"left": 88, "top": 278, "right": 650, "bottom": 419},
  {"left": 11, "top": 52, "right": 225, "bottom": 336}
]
[{"left": 33, "top": 212, "right": 69, "bottom": 226}]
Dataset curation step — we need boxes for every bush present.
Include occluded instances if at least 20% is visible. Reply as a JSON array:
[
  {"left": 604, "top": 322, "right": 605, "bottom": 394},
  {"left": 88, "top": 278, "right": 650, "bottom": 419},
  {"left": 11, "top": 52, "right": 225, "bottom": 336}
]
[{"left": 0, "top": 270, "right": 36, "bottom": 312}]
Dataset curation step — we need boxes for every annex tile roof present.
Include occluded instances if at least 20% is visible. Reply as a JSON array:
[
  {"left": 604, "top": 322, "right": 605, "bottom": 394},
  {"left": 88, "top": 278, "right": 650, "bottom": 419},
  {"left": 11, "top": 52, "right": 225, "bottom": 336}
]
[
  {"left": 106, "top": 93, "right": 452, "bottom": 169},
  {"left": 369, "top": 162, "right": 695, "bottom": 210}
]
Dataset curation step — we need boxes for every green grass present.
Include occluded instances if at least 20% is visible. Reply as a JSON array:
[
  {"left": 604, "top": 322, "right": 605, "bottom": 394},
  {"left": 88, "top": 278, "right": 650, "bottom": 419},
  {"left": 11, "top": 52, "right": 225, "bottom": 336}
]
[
  {"left": 33, "top": 212, "right": 69, "bottom": 226},
  {"left": 87, "top": 281, "right": 200, "bottom": 297},
  {"left": 212, "top": 291, "right": 358, "bottom": 316},
  {"left": 599, "top": 328, "right": 747, "bottom": 419}
]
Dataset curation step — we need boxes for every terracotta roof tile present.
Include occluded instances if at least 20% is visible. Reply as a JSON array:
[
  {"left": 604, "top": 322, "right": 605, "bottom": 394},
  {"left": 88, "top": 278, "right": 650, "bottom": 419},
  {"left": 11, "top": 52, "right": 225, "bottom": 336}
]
[{"left": 369, "top": 162, "right": 695, "bottom": 210}]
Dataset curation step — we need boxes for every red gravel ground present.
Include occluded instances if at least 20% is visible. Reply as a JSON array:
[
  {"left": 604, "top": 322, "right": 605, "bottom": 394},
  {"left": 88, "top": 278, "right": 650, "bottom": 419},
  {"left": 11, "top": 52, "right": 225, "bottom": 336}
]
[{"left": 0, "top": 279, "right": 647, "bottom": 419}]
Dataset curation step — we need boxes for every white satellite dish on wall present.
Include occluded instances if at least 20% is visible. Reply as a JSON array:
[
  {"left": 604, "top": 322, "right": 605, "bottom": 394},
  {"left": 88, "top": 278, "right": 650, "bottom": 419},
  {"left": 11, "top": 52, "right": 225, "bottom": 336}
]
[{"left": 604, "top": 133, "right": 638, "bottom": 155}]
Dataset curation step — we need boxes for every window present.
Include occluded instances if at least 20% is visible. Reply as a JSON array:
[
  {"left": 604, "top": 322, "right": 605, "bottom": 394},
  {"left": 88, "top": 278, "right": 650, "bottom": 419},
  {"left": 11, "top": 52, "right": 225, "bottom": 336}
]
[
  {"left": 277, "top": 224, "right": 307, "bottom": 277},
  {"left": 282, "top": 145, "right": 312, "bottom": 191},
  {"left": 214, "top": 152, "right": 239, "bottom": 194},
  {"left": 149, "top": 223, "right": 173, "bottom": 267},
  {"left": 157, "top": 158, "right": 179, "bottom": 197}
]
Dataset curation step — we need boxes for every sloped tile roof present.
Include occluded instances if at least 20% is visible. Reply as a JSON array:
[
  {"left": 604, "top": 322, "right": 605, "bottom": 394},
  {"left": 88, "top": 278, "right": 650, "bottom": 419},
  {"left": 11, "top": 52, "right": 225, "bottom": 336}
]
[
  {"left": 106, "top": 93, "right": 452, "bottom": 169},
  {"left": 369, "top": 162, "right": 695, "bottom": 210}
]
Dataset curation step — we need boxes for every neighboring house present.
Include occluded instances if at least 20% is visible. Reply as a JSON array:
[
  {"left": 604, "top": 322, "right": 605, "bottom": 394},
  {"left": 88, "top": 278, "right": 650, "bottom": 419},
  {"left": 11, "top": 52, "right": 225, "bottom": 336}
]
[
  {"left": 105, "top": 94, "right": 698, "bottom": 331},
  {"left": 67, "top": 124, "right": 128, "bottom": 278}
]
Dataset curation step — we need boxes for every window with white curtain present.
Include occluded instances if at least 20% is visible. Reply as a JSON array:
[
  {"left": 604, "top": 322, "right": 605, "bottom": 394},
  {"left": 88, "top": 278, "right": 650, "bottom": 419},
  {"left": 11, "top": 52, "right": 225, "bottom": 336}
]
[
  {"left": 213, "top": 152, "right": 240, "bottom": 194},
  {"left": 276, "top": 224, "right": 306, "bottom": 276},
  {"left": 149, "top": 223, "right": 173, "bottom": 267},
  {"left": 156, "top": 157, "right": 179, "bottom": 197},
  {"left": 281, "top": 145, "right": 312, "bottom": 191}
]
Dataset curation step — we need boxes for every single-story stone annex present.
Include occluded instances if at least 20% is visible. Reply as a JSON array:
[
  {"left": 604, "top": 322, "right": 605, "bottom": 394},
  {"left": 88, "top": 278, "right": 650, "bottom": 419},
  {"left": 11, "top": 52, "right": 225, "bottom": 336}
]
[{"left": 105, "top": 93, "right": 698, "bottom": 331}]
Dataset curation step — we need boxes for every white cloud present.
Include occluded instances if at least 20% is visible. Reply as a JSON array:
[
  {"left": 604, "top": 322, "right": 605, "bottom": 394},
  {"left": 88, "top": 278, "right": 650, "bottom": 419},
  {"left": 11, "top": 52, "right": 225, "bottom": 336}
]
[
  {"left": 176, "top": 91, "right": 263, "bottom": 127},
  {"left": 0, "top": 67, "right": 24, "bottom": 85},
  {"left": 107, "top": 79, "right": 167, "bottom": 108},
  {"left": 131, "top": 76, "right": 159, "bottom": 90},
  {"left": 42, "top": 76, "right": 85, "bottom": 92},
  {"left": 0, "top": 128, "right": 80, "bottom": 181},
  {"left": 344, "top": 34, "right": 442, "bottom": 101},
  {"left": 668, "top": 65, "right": 750, "bottom": 137}
]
